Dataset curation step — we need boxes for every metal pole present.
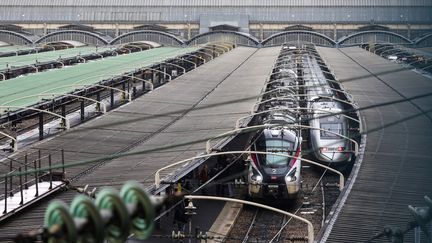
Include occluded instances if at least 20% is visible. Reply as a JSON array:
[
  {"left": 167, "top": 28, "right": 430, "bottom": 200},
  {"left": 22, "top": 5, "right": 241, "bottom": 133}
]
[
  {"left": 110, "top": 89, "right": 115, "bottom": 108},
  {"left": 38, "top": 112, "right": 44, "bottom": 140},
  {"left": 9, "top": 161, "right": 12, "bottom": 197},
  {"left": 19, "top": 167, "right": 23, "bottom": 205},
  {"left": 48, "top": 154, "right": 52, "bottom": 190},
  {"left": 3, "top": 175, "right": 7, "bottom": 214},
  {"left": 34, "top": 161, "right": 39, "bottom": 197},
  {"left": 38, "top": 149, "right": 41, "bottom": 169},
  {"left": 414, "top": 226, "right": 420, "bottom": 243},
  {"left": 61, "top": 105, "right": 66, "bottom": 128},
  {"left": 96, "top": 92, "right": 101, "bottom": 112},
  {"left": 24, "top": 155, "right": 28, "bottom": 189},
  {"left": 61, "top": 149, "right": 65, "bottom": 175},
  {"left": 122, "top": 82, "right": 126, "bottom": 101},
  {"left": 188, "top": 216, "right": 192, "bottom": 243},
  {"left": 80, "top": 100, "right": 85, "bottom": 122}
]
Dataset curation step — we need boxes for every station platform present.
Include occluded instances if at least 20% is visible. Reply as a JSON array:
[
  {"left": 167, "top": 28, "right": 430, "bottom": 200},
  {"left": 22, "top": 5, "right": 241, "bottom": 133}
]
[
  {"left": 0, "top": 46, "right": 280, "bottom": 238},
  {"left": 316, "top": 46, "right": 432, "bottom": 242}
]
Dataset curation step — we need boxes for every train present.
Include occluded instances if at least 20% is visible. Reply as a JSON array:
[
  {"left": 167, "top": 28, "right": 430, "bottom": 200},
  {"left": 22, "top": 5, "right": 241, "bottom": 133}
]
[
  {"left": 248, "top": 127, "right": 302, "bottom": 199},
  {"left": 308, "top": 100, "right": 352, "bottom": 164},
  {"left": 246, "top": 43, "right": 355, "bottom": 199},
  {"left": 302, "top": 46, "right": 353, "bottom": 166},
  {"left": 247, "top": 45, "right": 303, "bottom": 199}
]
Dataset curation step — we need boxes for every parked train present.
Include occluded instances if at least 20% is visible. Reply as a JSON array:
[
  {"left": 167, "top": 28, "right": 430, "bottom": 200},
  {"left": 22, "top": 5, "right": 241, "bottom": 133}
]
[
  {"left": 247, "top": 45, "right": 303, "bottom": 199},
  {"left": 308, "top": 101, "right": 352, "bottom": 163},
  {"left": 302, "top": 47, "right": 354, "bottom": 165},
  {"left": 246, "top": 43, "right": 355, "bottom": 199},
  {"left": 248, "top": 127, "right": 302, "bottom": 199}
]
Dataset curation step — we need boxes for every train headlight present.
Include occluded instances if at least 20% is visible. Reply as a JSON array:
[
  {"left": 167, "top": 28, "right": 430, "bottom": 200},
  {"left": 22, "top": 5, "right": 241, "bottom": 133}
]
[
  {"left": 250, "top": 168, "right": 263, "bottom": 183},
  {"left": 251, "top": 174, "right": 263, "bottom": 183},
  {"left": 285, "top": 168, "right": 297, "bottom": 182},
  {"left": 320, "top": 147, "right": 328, "bottom": 152}
]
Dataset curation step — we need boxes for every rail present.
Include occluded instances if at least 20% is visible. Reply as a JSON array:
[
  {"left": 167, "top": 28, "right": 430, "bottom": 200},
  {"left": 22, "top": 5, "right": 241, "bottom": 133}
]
[{"left": 185, "top": 195, "right": 314, "bottom": 243}]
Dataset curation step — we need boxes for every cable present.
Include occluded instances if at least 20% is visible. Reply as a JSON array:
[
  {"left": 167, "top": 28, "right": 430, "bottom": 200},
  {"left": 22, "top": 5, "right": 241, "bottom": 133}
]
[
  {"left": 1, "top": 44, "right": 431, "bottom": 242},
  {"left": 1, "top": 89, "right": 431, "bottom": 181}
]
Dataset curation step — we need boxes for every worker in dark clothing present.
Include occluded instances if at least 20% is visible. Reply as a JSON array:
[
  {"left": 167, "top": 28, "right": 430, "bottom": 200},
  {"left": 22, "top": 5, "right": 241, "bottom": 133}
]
[
  {"left": 198, "top": 164, "right": 209, "bottom": 194},
  {"left": 173, "top": 203, "right": 188, "bottom": 232}
]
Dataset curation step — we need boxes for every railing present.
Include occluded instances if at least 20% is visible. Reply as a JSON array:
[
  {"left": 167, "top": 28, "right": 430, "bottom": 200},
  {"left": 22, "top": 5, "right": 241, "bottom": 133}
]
[{"left": 1, "top": 149, "right": 66, "bottom": 216}]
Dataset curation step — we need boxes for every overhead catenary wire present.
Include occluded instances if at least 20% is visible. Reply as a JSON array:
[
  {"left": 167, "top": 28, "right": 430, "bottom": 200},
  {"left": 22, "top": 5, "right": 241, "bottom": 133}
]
[
  {"left": 0, "top": 44, "right": 431, "bottom": 242},
  {"left": 1, "top": 90, "right": 432, "bottom": 179},
  {"left": 0, "top": 59, "right": 425, "bottom": 143},
  {"left": 1, "top": 96, "right": 428, "bottom": 241}
]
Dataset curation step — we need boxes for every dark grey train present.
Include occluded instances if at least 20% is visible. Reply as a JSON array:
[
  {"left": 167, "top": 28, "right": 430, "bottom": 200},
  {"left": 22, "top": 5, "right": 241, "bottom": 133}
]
[
  {"left": 247, "top": 44, "right": 302, "bottom": 199},
  {"left": 248, "top": 127, "right": 302, "bottom": 199}
]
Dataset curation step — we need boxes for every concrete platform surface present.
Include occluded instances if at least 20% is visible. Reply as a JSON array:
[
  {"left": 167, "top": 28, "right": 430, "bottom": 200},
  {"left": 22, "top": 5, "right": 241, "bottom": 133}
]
[
  {"left": 317, "top": 46, "right": 432, "bottom": 242},
  {"left": 0, "top": 46, "right": 280, "bottom": 239}
]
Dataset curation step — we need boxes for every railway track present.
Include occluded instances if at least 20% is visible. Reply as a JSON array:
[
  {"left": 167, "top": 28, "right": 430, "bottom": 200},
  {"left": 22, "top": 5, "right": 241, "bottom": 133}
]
[
  {"left": 227, "top": 163, "right": 340, "bottom": 243},
  {"left": 225, "top": 44, "right": 355, "bottom": 242}
]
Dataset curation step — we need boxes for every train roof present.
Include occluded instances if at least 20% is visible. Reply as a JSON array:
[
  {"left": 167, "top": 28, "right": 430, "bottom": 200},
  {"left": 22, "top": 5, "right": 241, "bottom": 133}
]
[
  {"left": 261, "top": 128, "right": 298, "bottom": 143},
  {"left": 310, "top": 100, "right": 344, "bottom": 113}
]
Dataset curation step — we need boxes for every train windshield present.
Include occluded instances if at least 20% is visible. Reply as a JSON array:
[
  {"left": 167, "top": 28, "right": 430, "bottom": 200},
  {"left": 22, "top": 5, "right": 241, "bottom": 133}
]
[
  {"left": 320, "top": 123, "right": 343, "bottom": 139},
  {"left": 258, "top": 139, "right": 294, "bottom": 166}
]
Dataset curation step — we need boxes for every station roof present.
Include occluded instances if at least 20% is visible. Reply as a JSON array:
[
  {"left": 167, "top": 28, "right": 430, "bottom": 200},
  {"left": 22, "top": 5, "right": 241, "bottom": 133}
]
[
  {"left": 0, "top": 41, "right": 10, "bottom": 47},
  {"left": 0, "top": 46, "right": 198, "bottom": 111},
  {"left": 0, "top": 45, "right": 34, "bottom": 54},
  {"left": 46, "top": 40, "right": 88, "bottom": 47},
  {"left": 1, "top": 0, "right": 431, "bottom": 7},
  {"left": 0, "top": 46, "right": 117, "bottom": 70}
]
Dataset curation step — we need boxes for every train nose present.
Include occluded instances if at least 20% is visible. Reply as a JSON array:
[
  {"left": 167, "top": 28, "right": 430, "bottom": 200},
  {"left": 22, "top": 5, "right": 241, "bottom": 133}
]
[{"left": 267, "top": 184, "right": 280, "bottom": 196}]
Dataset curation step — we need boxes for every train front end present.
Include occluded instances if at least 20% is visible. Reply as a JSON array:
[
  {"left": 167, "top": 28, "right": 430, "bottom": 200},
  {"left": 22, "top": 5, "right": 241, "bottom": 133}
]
[{"left": 248, "top": 128, "right": 301, "bottom": 199}]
